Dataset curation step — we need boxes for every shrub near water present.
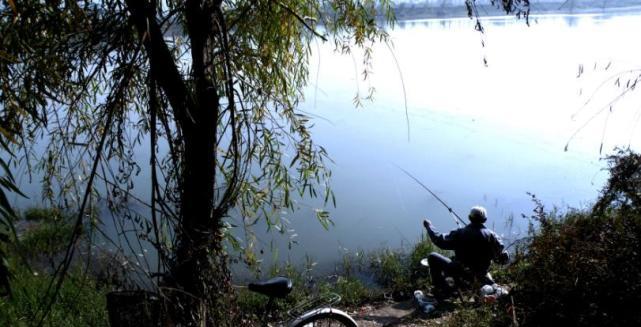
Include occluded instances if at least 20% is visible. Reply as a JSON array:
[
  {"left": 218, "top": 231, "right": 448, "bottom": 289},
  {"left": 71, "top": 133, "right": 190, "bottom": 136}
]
[
  {"left": 408, "top": 235, "right": 436, "bottom": 283},
  {"left": 506, "top": 209, "right": 641, "bottom": 327},
  {"left": 442, "top": 209, "right": 641, "bottom": 327},
  {"left": 17, "top": 207, "right": 84, "bottom": 271},
  {"left": 369, "top": 248, "right": 408, "bottom": 292},
  {"left": 502, "top": 151, "right": 641, "bottom": 327},
  {"left": 368, "top": 236, "right": 437, "bottom": 298}
]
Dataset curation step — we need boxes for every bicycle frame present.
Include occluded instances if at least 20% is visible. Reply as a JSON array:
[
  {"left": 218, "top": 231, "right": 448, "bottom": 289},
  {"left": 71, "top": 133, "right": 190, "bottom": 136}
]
[
  {"left": 248, "top": 276, "right": 356, "bottom": 327},
  {"left": 257, "top": 292, "right": 355, "bottom": 327},
  {"left": 288, "top": 307, "right": 357, "bottom": 327}
]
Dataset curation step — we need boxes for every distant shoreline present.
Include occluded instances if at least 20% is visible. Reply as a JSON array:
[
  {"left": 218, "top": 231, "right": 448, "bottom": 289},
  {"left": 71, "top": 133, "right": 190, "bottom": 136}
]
[{"left": 391, "top": 2, "right": 641, "bottom": 21}]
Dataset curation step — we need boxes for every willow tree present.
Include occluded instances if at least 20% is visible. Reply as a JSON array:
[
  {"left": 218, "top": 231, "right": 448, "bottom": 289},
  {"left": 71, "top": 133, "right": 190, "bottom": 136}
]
[
  {"left": 1, "top": 0, "right": 395, "bottom": 324},
  {"left": 0, "top": 0, "right": 529, "bottom": 324}
]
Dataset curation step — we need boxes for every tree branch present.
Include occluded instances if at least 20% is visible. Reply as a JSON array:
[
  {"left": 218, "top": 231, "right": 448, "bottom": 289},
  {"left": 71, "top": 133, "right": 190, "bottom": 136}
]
[
  {"left": 274, "top": 0, "right": 327, "bottom": 42},
  {"left": 125, "top": 0, "right": 195, "bottom": 129}
]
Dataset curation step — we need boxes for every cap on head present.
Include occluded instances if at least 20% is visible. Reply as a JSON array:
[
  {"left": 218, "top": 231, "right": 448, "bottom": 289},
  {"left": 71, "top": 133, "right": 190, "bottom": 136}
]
[{"left": 469, "top": 206, "right": 487, "bottom": 223}]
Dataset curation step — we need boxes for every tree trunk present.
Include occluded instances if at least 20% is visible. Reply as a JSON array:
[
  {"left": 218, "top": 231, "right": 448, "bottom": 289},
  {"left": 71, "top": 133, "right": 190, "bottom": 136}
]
[
  {"left": 171, "top": 119, "right": 225, "bottom": 325},
  {"left": 126, "top": 1, "right": 232, "bottom": 324}
]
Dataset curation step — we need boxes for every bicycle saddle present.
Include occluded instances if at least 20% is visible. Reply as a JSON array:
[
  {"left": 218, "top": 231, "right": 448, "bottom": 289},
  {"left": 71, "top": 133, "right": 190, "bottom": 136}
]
[{"left": 248, "top": 276, "right": 293, "bottom": 298}]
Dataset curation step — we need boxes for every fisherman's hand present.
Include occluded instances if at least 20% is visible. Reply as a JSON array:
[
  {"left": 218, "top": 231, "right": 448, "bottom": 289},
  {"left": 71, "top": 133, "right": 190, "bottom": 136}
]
[
  {"left": 423, "top": 219, "right": 432, "bottom": 230},
  {"left": 498, "top": 251, "right": 510, "bottom": 265}
]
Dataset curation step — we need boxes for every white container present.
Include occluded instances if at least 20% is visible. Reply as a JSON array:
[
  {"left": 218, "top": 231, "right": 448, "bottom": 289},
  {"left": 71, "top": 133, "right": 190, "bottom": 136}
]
[
  {"left": 495, "top": 286, "right": 509, "bottom": 297},
  {"left": 480, "top": 284, "right": 495, "bottom": 296}
]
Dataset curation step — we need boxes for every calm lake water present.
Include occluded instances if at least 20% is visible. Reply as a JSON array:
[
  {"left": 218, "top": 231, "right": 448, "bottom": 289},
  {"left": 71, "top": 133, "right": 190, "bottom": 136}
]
[
  {"left": 10, "top": 11, "right": 641, "bottom": 278},
  {"left": 236, "top": 11, "right": 641, "bottom": 273}
]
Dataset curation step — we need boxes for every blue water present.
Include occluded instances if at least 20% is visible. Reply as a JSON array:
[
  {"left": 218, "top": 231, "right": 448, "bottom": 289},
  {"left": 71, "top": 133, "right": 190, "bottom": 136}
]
[
  {"left": 232, "top": 12, "right": 641, "bottom": 273},
  {"left": 9, "top": 12, "right": 641, "bottom": 278}
]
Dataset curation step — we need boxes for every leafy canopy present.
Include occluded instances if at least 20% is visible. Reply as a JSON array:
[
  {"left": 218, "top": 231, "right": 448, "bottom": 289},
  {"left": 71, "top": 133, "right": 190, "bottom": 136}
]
[{"left": 0, "top": 0, "right": 397, "bottom": 287}]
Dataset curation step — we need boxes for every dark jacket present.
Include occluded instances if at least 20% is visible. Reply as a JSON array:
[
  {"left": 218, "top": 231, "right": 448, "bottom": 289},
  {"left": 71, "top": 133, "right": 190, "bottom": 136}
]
[{"left": 426, "top": 222, "right": 508, "bottom": 276}]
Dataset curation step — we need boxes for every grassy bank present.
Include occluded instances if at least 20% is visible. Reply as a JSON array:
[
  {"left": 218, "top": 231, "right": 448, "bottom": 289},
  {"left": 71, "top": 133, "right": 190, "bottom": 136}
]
[
  {"left": 3, "top": 204, "right": 641, "bottom": 326},
  {"left": 3, "top": 150, "right": 641, "bottom": 326},
  {"left": 0, "top": 208, "right": 110, "bottom": 326},
  {"left": 234, "top": 235, "right": 441, "bottom": 322},
  {"left": 0, "top": 266, "right": 109, "bottom": 327},
  {"left": 2, "top": 205, "right": 443, "bottom": 325}
]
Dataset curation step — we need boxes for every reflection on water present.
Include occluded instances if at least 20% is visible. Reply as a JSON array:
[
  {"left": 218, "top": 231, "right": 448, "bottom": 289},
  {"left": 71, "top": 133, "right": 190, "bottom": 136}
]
[
  {"left": 234, "top": 11, "right": 641, "bottom": 274},
  {"left": 9, "top": 12, "right": 641, "bottom": 277}
]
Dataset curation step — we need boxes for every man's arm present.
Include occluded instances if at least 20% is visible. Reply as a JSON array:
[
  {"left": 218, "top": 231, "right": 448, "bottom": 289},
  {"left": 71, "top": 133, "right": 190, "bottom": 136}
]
[
  {"left": 423, "top": 219, "right": 457, "bottom": 250},
  {"left": 490, "top": 232, "right": 509, "bottom": 264}
]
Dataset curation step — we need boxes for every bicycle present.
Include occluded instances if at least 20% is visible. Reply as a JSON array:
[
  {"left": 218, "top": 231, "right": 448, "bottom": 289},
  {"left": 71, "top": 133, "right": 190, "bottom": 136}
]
[{"left": 247, "top": 276, "right": 358, "bottom": 327}]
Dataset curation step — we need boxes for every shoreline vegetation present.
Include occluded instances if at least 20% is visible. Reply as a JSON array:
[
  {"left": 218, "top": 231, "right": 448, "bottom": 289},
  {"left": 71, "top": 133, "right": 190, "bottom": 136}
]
[
  {"left": 2, "top": 150, "right": 641, "bottom": 326},
  {"left": 188, "top": 149, "right": 641, "bottom": 326},
  {"left": 4, "top": 147, "right": 641, "bottom": 326}
]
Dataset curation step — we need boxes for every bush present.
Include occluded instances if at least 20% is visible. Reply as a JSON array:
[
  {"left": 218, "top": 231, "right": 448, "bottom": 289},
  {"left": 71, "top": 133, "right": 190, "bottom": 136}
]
[
  {"left": 369, "top": 248, "right": 408, "bottom": 292},
  {"left": 367, "top": 237, "right": 439, "bottom": 298},
  {"left": 408, "top": 235, "right": 436, "bottom": 283},
  {"left": 506, "top": 209, "right": 641, "bottom": 327},
  {"left": 234, "top": 238, "right": 439, "bottom": 323},
  {"left": 501, "top": 150, "right": 641, "bottom": 327},
  {"left": 19, "top": 219, "right": 75, "bottom": 268},
  {"left": 23, "top": 207, "right": 64, "bottom": 222},
  {"left": 328, "top": 276, "right": 375, "bottom": 307}
]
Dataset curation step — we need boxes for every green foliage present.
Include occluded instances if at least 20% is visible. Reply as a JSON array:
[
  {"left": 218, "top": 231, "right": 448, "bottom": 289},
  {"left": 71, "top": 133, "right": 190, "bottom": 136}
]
[
  {"left": 504, "top": 208, "right": 641, "bottom": 326},
  {"left": 0, "top": 3, "right": 395, "bottom": 323},
  {"left": 594, "top": 148, "right": 641, "bottom": 215},
  {"left": 10, "top": 207, "right": 88, "bottom": 274},
  {"left": 266, "top": 260, "right": 310, "bottom": 305},
  {"left": 234, "top": 287, "right": 270, "bottom": 322},
  {"left": 235, "top": 239, "right": 439, "bottom": 324},
  {"left": 368, "top": 237, "right": 438, "bottom": 296},
  {"left": 491, "top": 150, "right": 641, "bottom": 327},
  {"left": 409, "top": 235, "right": 436, "bottom": 281},
  {"left": 339, "top": 248, "right": 366, "bottom": 277},
  {"left": 0, "top": 135, "right": 23, "bottom": 297},
  {"left": 327, "top": 276, "right": 375, "bottom": 307},
  {"left": 0, "top": 266, "right": 109, "bottom": 327},
  {"left": 0, "top": 206, "right": 120, "bottom": 326},
  {"left": 23, "top": 207, "right": 64, "bottom": 222},
  {"left": 369, "top": 248, "right": 409, "bottom": 292},
  {"left": 236, "top": 257, "right": 379, "bottom": 324},
  {"left": 18, "top": 217, "right": 75, "bottom": 268}
]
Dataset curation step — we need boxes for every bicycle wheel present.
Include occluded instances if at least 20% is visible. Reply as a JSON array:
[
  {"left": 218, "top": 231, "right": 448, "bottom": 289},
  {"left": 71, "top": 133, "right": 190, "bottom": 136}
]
[{"left": 289, "top": 308, "right": 357, "bottom": 327}]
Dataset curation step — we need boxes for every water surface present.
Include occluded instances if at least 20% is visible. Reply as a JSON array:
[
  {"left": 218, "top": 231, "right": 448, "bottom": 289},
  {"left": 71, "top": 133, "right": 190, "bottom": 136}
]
[{"left": 237, "top": 12, "right": 641, "bottom": 272}]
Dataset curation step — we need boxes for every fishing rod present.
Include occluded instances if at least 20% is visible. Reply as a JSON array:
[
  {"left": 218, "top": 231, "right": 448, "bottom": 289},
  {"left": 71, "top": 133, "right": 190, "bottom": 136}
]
[{"left": 396, "top": 165, "right": 467, "bottom": 227}]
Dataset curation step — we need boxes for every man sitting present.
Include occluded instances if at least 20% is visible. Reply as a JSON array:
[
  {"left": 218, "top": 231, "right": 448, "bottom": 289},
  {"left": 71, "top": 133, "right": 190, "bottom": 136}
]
[{"left": 423, "top": 206, "right": 509, "bottom": 300}]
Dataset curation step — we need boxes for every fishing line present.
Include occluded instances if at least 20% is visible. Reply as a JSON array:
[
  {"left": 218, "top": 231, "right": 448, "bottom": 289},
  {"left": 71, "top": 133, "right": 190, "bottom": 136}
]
[{"left": 395, "top": 164, "right": 467, "bottom": 227}]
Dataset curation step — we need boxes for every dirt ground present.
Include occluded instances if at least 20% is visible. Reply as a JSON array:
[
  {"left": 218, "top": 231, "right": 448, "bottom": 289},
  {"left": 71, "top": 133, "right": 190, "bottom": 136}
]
[{"left": 351, "top": 300, "right": 454, "bottom": 327}]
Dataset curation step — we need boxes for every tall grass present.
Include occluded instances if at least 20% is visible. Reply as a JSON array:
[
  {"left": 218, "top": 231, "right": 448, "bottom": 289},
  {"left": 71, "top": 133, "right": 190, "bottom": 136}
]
[
  {"left": 234, "top": 235, "right": 441, "bottom": 325},
  {"left": 367, "top": 233, "right": 440, "bottom": 298},
  {"left": 0, "top": 266, "right": 109, "bottom": 327},
  {"left": 0, "top": 207, "right": 110, "bottom": 326}
]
